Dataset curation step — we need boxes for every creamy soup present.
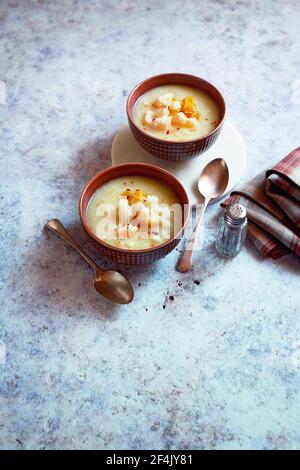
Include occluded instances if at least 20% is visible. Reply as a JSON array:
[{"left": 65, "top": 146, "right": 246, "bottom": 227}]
[
  {"left": 133, "top": 84, "right": 220, "bottom": 142},
  {"left": 86, "top": 176, "right": 182, "bottom": 250}
]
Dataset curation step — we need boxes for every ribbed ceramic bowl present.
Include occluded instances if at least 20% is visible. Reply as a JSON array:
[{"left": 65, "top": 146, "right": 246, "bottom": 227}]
[
  {"left": 79, "top": 163, "right": 190, "bottom": 265},
  {"left": 126, "top": 73, "right": 226, "bottom": 162}
]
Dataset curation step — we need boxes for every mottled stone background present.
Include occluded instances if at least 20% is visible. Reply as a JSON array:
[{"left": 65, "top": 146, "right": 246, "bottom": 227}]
[{"left": 0, "top": 0, "right": 300, "bottom": 450}]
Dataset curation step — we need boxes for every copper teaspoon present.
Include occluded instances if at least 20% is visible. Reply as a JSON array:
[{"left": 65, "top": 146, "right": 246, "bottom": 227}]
[{"left": 46, "top": 219, "right": 134, "bottom": 304}]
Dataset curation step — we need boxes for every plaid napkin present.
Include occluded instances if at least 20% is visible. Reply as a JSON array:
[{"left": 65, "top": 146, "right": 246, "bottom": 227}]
[{"left": 222, "top": 147, "right": 300, "bottom": 259}]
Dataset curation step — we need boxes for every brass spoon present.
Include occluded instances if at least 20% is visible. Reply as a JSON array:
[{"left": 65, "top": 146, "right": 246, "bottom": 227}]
[
  {"left": 46, "top": 219, "right": 134, "bottom": 304},
  {"left": 177, "top": 158, "right": 229, "bottom": 273}
]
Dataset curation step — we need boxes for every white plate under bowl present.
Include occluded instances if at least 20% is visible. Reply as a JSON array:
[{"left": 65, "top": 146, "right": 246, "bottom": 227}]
[{"left": 111, "top": 120, "right": 247, "bottom": 205}]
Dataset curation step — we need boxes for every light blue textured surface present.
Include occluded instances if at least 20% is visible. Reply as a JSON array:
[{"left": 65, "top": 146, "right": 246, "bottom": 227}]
[{"left": 0, "top": 0, "right": 300, "bottom": 450}]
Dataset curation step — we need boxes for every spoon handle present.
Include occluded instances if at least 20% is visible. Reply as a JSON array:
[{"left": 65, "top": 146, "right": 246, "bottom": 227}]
[
  {"left": 176, "top": 199, "right": 209, "bottom": 273},
  {"left": 46, "top": 219, "right": 102, "bottom": 275}
]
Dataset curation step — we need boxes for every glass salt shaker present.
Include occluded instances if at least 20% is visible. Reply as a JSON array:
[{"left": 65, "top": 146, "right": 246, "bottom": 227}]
[{"left": 216, "top": 203, "right": 247, "bottom": 257}]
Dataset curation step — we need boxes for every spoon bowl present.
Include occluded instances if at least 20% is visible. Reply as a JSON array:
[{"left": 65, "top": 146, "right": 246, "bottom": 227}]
[
  {"left": 94, "top": 271, "right": 134, "bottom": 304},
  {"left": 198, "top": 157, "right": 229, "bottom": 199}
]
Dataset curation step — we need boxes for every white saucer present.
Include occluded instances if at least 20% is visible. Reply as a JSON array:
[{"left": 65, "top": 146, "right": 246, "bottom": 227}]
[{"left": 111, "top": 120, "right": 247, "bottom": 205}]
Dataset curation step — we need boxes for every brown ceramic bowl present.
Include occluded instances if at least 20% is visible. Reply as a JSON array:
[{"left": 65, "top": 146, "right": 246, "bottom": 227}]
[
  {"left": 126, "top": 73, "right": 226, "bottom": 161},
  {"left": 79, "top": 163, "right": 190, "bottom": 265}
]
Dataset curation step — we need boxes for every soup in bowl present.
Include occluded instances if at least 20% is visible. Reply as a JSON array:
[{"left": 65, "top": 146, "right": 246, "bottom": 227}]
[
  {"left": 127, "top": 73, "right": 226, "bottom": 161},
  {"left": 133, "top": 84, "right": 220, "bottom": 142},
  {"left": 79, "top": 163, "right": 190, "bottom": 265}
]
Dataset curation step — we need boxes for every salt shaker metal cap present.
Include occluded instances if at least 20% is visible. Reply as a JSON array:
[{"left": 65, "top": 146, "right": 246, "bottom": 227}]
[
  {"left": 216, "top": 203, "right": 248, "bottom": 257},
  {"left": 225, "top": 203, "right": 247, "bottom": 227}
]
